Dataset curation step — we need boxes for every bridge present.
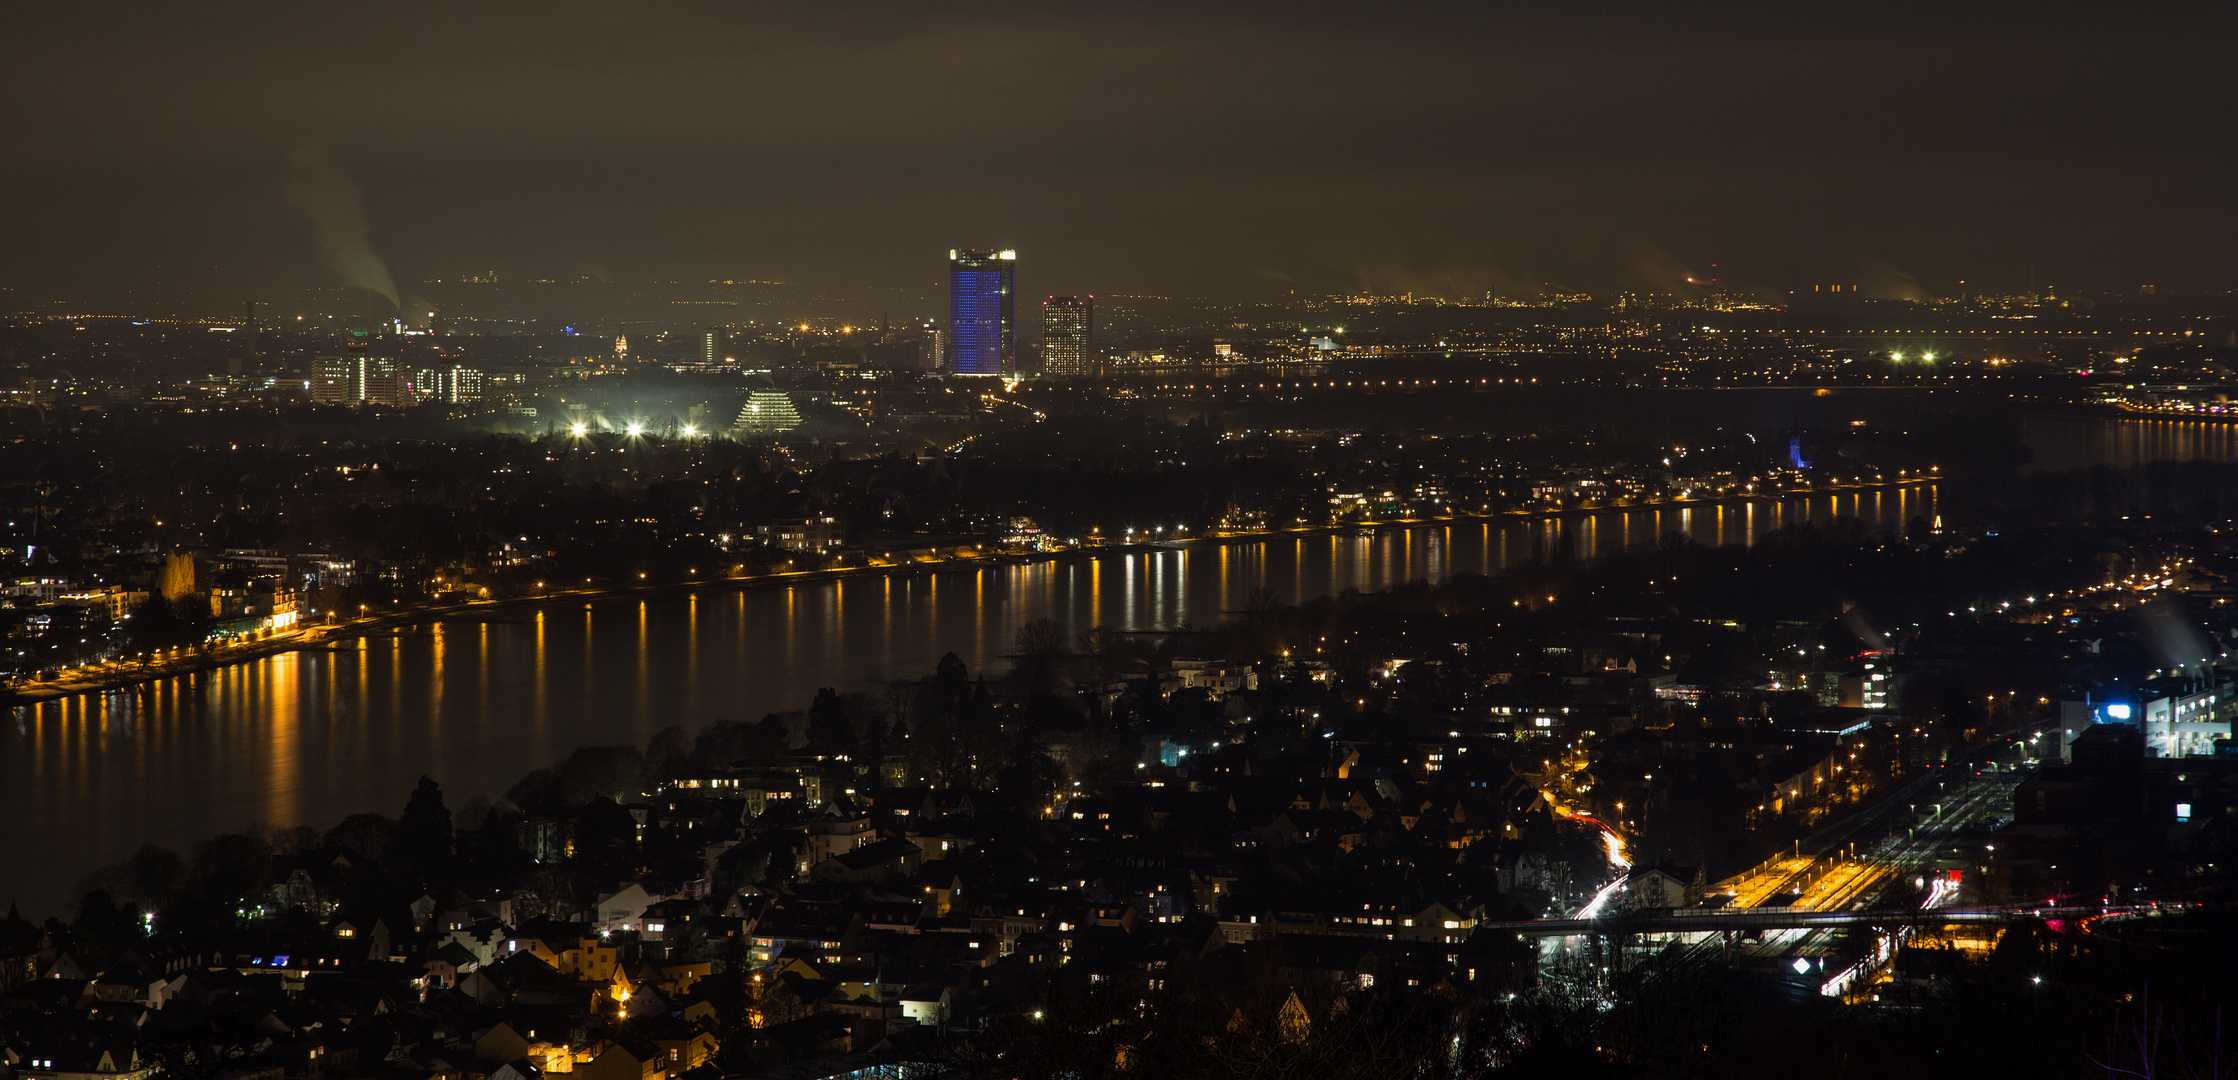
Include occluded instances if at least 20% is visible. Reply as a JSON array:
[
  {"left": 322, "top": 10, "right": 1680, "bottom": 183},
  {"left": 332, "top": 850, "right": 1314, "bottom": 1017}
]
[{"left": 1482, "top": 903, "right": 2129, "bottom": 938}]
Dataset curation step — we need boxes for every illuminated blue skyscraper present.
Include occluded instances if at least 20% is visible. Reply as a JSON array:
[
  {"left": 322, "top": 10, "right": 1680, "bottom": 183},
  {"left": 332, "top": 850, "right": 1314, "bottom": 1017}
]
[{"left": 947, "top": 248, "right": 1015, "bottom": 377}]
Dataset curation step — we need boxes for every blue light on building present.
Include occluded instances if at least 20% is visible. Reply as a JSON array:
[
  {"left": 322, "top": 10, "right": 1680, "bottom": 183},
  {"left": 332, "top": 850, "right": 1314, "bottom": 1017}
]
[{"left": 949, "top": 248, "right": 1016, "bottom": 377}]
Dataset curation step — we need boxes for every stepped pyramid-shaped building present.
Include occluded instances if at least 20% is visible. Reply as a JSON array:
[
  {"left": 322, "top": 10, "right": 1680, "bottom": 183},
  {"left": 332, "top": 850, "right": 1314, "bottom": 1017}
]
[{"left": 733, "top": 390, "right": 801, "bottom": 438}]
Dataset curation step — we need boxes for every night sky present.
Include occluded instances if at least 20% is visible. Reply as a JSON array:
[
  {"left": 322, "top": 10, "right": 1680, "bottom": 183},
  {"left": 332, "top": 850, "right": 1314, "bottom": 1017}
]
[{"left": 4, "top": 3, "right": 2234, "bottom": 311}]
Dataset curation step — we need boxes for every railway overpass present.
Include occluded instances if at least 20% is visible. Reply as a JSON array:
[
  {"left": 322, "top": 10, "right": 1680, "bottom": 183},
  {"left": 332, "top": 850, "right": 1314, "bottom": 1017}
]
[{"left": 1483, "top": 903, "right": 2129, "bottom": 938}]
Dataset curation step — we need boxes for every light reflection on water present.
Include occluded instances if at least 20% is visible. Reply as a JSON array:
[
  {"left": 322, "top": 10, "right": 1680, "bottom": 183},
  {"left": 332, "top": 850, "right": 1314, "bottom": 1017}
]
[
  {"left": 2, "top": 486, "right": 1936, "bottom": 917},
  {"left": 2022, "top": 414, "right": 2238, "bottom": 472}
]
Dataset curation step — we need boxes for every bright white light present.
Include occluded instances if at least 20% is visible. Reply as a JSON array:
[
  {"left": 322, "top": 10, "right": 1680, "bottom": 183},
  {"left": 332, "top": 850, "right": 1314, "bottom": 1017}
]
[
  {"left": 2104, "top": 704, "right": 2132, "bottom": 721},
  {"left": 1602, "top": 830, "right": 1630, "bottom": 871},
  {"left": 570, "top": 423, "right": 587, "bottom": 436},
  {"left": 1792, "top": 957, "right": 1812, "bottom": 975},
  {"left": 1577, "top": 826, "right": 1633, "bottom": 919},
  {"left": 682, "top": 425, "right": 697, "bottom": 437},
  {"left": 1579, "top": 876, "right": 1626, "bottom": 919},
  {"left": 627, "top": 423, "right": 644, "bottom": 436}
]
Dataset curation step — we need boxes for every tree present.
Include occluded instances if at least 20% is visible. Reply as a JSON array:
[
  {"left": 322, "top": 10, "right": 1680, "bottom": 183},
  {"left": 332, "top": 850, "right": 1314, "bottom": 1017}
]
[
  {"left": 668, "top": 924, "right": 710, "bottom": 964},
  {"left": 645, "top": 725, "right": 692, "bottom": 777},
  {"left": 553, "top": 744, "right": 650, "bottom": 803},
  {"left": 751, "top": 712, "right": 793, "bottom": 756},
  {"left": 506, "top": 768, "right": 565, "bottom": 815},
  {"left": 689, "top": 715, "right": 786, "bottom": 768},
  {"left": 182, "top": 831, "right": 276, "bottom": 928},
  {"left": 860, "top": 717, "right": 890, "bottom": 791},
  {"left": 0, "top": 905, "right": 39, "bottom": 956},
  {"left": 464, "top": 807, "right": 531, "bottom": 895},
  {"left": 71, "top": 890, "right": 143, "bottom": 969},
  {"left": 932, "top": 652, "right": 971, "bottom": 711},
  {"left": 323, "top": 812, "right": 399, "bottom": 868},
  {"left": 567, "top": 797, "right": 643, "bottom": 888},
  {"left": 124, "top": 594, "right": 209, "bottom": 654},
  {"left": 398, "top": 775, "right": 455, "bottom": 888},
  {"left": 998, "top": 734, "right": 1067, "bottom": 818},
  {"left": 806, "top": 687, "right": 856, "bottom": 753},
  {"left": 1011, "top": 618, "right": 1068, "bottom": 685},
  {"left": 124, "top": 844, "right": 185, "bottom": 909},
  {"left": 881, "top": 681, "right": 918, "bottom": 738}
]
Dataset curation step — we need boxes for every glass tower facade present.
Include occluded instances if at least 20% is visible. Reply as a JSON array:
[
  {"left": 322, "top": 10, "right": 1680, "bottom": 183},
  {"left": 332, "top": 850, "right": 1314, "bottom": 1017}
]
[
  {"left": 1041, "top": 295, "right": 1093, "bottom": 378},
  {"left": 948, "top": 248, "right": 1015, "bottom": 376}
]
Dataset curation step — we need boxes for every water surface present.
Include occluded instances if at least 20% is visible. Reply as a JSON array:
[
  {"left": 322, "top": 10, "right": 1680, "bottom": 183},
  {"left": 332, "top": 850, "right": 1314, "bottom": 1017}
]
[{"left": 3, "top": 487, "right": 1935, "bottom": 916}]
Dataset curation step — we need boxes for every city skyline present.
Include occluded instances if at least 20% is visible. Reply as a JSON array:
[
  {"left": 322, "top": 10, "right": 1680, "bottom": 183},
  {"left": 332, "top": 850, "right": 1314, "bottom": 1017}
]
[{"left": 5, "top": 6, "right": 2238, "bottom": 1076}]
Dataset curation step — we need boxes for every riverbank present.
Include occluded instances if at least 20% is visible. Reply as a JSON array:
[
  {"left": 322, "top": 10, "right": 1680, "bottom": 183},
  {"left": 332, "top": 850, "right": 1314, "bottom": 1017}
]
[
  {"left": 4, "top": 478, "right": 1933, "bottom": 706},
  {"left": 3, "top": 626, "right": 329, "bottom": 706}
]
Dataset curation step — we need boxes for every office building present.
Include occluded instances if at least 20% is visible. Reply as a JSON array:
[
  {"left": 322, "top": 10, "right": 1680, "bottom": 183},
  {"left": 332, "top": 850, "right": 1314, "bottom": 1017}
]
[
  {"left": 2143, "top": 681, "right": 2232, "bottom": 758},
  {"left": 948, "top": 249, "right": 1015, "bottom": 377},
  {"left": 1041, "top": 296, "right": 1094, "bottom": 378},
  {"left": 410, "top": 365, "right": 484, "bottom": 405},
  {"left": 734, "top": 390, "right": 802, "bottom": 438},
  {"left": 310, "top": 356, "right": 353, "bottom": 404},
  {"left": 310, "top": 352, "right": 404, "bottom": 406},
  {"left": 702, "top": 330, "right": 721, "bottom": 366}
]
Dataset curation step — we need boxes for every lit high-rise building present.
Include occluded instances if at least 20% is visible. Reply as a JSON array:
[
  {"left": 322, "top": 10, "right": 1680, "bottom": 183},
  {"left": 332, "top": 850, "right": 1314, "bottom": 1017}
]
[
  {"left": 311, "top": 355, "right": 354, "bottom": 404},
  {"left": 947, "top": 249, "right": 1015, "bottom": 377},
  {"left": 410, "top": 365, "right": 484, "bottom": 404},
  {"left": 733, "top": 390, "right": 802, "bottom": 438},
  {"left": 310, "top": 351, "right": 403, "bottom": 406},
  {"left": 702, "top": 329, "right": 721, "bottom": 366},
  {"left": 1041, "top": 296, "right": 1094, "bottom": 378}
]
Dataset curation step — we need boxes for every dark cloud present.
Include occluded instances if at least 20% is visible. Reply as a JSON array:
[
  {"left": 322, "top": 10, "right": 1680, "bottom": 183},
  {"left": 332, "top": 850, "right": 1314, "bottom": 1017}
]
[{"left": 1, "top": 3, "right": 2233, "bottom": 312}]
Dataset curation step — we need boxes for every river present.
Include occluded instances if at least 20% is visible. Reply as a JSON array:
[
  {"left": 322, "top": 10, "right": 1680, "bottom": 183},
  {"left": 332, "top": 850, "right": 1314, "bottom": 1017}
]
[{"left": 3, "top": 409, "right": 2234, "bottom": 918}]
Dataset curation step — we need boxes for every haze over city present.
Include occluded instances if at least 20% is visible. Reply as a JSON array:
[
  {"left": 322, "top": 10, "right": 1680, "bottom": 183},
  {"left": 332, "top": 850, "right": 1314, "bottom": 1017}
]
[
  {"left": 6, "top": 4, "right": 2238, "bottom": 315},
  {"left": 6, "top": 6, "right": 2238, "bottom": 1080}
]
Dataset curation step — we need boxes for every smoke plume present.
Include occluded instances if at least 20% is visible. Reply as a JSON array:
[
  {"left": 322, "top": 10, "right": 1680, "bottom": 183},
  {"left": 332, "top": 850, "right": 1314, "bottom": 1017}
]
[
  {"left": 1857, "top": 258, "right": 1930, "bottom": 302},
  {"left": 284, "top": 144, "right": 399, "bottom": 310}
]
